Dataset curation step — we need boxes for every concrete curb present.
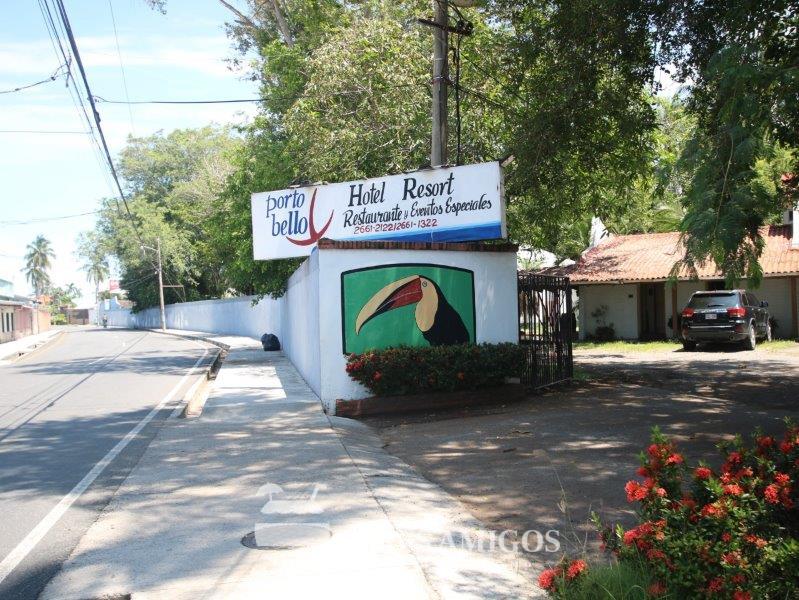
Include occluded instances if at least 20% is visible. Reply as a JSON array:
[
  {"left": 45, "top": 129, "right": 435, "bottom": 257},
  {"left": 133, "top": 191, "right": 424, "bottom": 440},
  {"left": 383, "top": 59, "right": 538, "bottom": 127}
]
[
  {"left": 142, "top": 329, "right": 229, "bottom": 419},
  {"left": 0, "top": 329, "right": 65, "bottom": 362}
]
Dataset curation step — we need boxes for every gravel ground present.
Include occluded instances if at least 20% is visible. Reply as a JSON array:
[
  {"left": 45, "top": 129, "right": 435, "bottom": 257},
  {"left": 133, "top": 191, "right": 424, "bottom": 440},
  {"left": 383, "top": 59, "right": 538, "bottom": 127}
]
[{"left": 363, "top": 344, "right": 799, "bottom": 565}]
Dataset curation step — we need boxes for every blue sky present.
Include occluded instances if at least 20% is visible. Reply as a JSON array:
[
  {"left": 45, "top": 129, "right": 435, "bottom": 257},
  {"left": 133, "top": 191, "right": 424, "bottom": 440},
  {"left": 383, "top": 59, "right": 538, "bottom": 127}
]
[{"left": 0, "top": 0, "right": 257, "bottom": 306}]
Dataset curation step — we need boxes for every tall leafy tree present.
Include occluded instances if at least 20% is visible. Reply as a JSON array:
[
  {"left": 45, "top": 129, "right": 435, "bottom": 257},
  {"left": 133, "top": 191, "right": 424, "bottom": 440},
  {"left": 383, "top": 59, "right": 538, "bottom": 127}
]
[
  {"left": 23, "top": 235, "right": 55, "bottom": 297},
  {"left": 77, "top": 232, "right": 110, "bottom": 306},
  {"left": 651, "top": 0, "right": 799, "bottom": 284}
]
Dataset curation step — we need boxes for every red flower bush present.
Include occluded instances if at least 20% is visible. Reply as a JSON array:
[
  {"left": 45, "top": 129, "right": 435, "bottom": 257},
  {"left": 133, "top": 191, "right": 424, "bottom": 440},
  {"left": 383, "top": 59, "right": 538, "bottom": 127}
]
[
  {"left": 536, "top": 558, "right": 588, "bottom": 595},
  {"left": 345, "top": 343, "right": 525, "bottom": 396},
  {"left": 593, "top": 421, "right": 799, "bottom": 599}
]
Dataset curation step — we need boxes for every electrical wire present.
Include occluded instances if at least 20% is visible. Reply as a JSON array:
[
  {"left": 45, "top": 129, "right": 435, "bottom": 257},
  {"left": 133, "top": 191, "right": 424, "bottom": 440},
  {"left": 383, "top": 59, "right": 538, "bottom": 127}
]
[
  {"left": 0, "top": 129, "right": 89, "bottom": 134},
  {"left": 94, "top": 96, "right": 263, "bottom": 105},
  {"left": 0, "top": 64, "right": 68, "bottom": 95},
  {"left": 0, "top": 210, "right": 101, "bottom": 226},
  {"left": 107, "top": 0, "right": 136, "bottom": 135}
]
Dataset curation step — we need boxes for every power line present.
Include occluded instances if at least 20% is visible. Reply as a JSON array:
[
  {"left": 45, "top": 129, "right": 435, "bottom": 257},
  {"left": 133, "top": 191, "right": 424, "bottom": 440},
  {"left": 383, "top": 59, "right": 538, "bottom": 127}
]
[
  {"left": 94, "top": 96, "right": 264, "bottom": 105},
  {"left": 51, "top": 0, "right": 143, "bottom": 245},
  {"left": 0, "top": 64, "right": 68, "bottom": 95},
  {"left": 0, "top": 210, "right": 101, "bottom": 226},
  {"left": 107, "top": 0, "right": 135, "bottom": 135},
  {"left": 0, "top": 129, "right": 89, "bottom": 135}
]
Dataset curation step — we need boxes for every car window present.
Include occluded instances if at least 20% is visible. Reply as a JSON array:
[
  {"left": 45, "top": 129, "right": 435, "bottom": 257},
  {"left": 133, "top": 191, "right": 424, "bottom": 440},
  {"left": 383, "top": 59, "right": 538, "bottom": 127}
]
[
  {"left": 688, "top": 293, "right": 739, "bottom": 309},
  {"left": 748, "top": 293, "right": 759, "bottom": 306}
]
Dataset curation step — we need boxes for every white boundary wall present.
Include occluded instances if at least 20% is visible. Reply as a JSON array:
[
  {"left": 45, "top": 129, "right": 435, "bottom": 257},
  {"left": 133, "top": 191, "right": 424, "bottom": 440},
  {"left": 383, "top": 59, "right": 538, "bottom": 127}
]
[{"left": 101, "top": 247, "right": 519, "bottom": 414}]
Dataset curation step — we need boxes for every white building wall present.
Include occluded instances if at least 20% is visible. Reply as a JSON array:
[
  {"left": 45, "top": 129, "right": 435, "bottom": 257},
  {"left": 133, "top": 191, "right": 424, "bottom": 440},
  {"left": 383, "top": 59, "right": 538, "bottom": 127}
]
[
  {"left": 315, "top": 248, "right": 520, "bottom": 412},
  {"left": 751, "top": 278, "right": 793, "bottom": 339},
  {"left": 578, "top": 284, "right": 639, "bottom": 340},
  {"left": 280, "top": 251, "right": 321, "bottom": 398}
]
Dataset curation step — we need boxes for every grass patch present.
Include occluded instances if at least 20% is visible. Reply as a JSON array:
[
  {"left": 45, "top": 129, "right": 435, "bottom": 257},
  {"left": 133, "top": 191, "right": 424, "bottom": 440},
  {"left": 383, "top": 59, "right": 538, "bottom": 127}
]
[
  {"left": 557, "top": 561, "right": 655, "bottom": 599},
  {"left": 573, "top": 340, "right": 682, "bottom": 353},
  {"left": 758, "top": 339, "right": 799, "bottom": 352}
]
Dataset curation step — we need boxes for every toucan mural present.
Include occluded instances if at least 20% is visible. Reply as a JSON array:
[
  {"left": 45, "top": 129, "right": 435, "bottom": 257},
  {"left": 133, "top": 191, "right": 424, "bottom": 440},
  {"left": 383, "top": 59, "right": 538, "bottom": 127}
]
[{"left": 341, "top": 264, "right": 475, "bottom": 354}]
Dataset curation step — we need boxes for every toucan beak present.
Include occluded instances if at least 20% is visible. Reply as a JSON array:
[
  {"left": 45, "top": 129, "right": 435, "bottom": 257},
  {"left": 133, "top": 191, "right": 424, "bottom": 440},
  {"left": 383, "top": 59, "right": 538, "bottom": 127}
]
[{"left": 355, "top": 275, "right": 422, "bottom": 334}]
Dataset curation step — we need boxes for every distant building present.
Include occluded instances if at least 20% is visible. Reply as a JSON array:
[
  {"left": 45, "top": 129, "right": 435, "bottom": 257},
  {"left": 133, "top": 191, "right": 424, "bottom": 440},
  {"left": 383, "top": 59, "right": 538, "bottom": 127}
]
[
  {"left": 541, "top": 209, "right": 799, "bottom": 341},
  {"left": 0, "top": 278, "right": 51, "bottom": 344}
]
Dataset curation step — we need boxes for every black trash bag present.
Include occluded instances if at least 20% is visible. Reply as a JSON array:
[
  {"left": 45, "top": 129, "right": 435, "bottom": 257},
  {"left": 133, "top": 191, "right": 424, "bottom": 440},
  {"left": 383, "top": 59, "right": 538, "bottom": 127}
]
[{"left": 261, "top": 333, "right": 281, "bottom": 351}]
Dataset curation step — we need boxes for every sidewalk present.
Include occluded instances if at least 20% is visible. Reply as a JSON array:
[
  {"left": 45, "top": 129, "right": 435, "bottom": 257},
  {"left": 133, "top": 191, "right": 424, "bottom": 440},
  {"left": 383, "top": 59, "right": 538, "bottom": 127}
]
[
  {"left": 41, "top": 333, "right": 541, "bottom": 600},
  {"left": 0, "top": 328, "right": 62, "bottom": 361}
]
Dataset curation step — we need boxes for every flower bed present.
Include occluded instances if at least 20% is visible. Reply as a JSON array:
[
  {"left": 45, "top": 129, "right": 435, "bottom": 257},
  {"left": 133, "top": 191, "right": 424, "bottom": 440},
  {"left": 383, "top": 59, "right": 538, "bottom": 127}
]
[
  {"left": 345, "top": 343, "right": 526, "bottom": 396},
  {"left": 540, "top": 421, "right": 799, "bottom": 599}
]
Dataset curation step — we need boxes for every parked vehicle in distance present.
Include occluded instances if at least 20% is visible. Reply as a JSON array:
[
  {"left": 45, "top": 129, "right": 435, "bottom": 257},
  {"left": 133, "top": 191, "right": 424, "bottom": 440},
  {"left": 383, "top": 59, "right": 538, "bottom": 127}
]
[{"left": 681, "top": 290, "right": 771, "bottom": 351}]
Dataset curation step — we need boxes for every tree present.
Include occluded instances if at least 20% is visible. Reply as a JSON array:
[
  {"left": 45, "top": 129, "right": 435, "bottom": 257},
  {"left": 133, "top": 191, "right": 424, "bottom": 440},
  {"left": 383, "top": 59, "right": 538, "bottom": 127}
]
[
  {"left": 651, "top": 0, "right": 799, "bottom": 285},
  {"left": 77, "top": 232, "right": 110, "bottom": 307},
  {"left": 23, "top": 235, "right": 55, "bottom": 297}
]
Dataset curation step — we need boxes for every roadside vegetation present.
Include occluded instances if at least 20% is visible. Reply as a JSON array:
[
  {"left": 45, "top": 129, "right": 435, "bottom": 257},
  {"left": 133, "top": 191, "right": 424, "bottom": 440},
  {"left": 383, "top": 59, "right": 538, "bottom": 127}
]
[
  {"left": 539, "top": 423, "right": 799, "bottom": 599},
  {"left": 72, "top": 1, "right": 796, "bottom": 310}
]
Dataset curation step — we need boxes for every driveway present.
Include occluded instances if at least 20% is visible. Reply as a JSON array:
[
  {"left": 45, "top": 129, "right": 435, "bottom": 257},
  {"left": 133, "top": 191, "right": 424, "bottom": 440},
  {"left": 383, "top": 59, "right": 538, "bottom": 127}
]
[
  {"left": 365, "top": 344, "right": 799, "bottom": 564},
  {"left": 575, "top": 342, "right": 799, "bottom": 410}
]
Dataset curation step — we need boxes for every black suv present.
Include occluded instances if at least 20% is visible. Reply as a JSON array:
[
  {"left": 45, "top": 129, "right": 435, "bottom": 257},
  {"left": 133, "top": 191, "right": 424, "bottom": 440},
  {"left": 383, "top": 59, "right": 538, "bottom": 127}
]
[{"left": 681, "top": 290, "right": 771, "bottom": 351}]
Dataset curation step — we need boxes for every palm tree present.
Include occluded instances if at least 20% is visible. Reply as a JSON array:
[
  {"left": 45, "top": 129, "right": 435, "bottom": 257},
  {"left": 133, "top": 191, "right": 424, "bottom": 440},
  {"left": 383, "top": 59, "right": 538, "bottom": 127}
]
[
  {"left": 82, "top": 254, "right": 110, "bottom": 308},
  {"left": 65, "top": 282, "right": 81, "bottom": 299},
  {"left": 23, "top": 235, "right": 55, "bottom": 297}
]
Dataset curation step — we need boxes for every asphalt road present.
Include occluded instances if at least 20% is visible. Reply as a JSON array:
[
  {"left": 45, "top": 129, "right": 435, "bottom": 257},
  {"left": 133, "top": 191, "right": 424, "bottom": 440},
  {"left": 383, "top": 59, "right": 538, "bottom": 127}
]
[{"left": 0, "top": 328, "right": 213, "bottom": 599}]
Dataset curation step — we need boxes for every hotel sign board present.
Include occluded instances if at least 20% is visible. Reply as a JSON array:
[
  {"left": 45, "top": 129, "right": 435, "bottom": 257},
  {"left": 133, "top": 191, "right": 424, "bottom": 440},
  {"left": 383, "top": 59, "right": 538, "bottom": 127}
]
[{"left": 251, "top": 161, "right": 505, "bottom": 260}]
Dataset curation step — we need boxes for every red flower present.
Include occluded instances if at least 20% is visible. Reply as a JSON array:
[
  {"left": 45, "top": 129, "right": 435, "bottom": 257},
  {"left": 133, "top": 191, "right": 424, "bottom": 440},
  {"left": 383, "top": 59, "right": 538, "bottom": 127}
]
[
  {"left": 757, "top": 435, "right": 775, "bottom": 449},
  {"left": 636, "top": 466, "right": 649, "bottom": 477},
  {"left": 647, "top": 581, "right": 667, "bottom": 597},
  {"left": 537, "top": 568, "right": 559, "bottom": 591},
  {"left": 780, "top": 441, "right": 793, "bottom": 453},
  {"left": 646, "top": 548, "right": 666, "bottom": 561},
  {"left": 731, "top": 574, "right": 746, "bottom": 585},
  {"left": 774, "top": 472, "right": 790, "bottom": 486},
  {"left": 764, "top": 483, "right": 780, "bottom": 504},
  {"left": 566, "top": 559, "right": 587, "bottom": 580},
  {"left": 701, "top": 502, "right": 727, "bottom": 519},
  {"left": 733, "top": 592, "right": 752, "bottom": 600},
  {"left": 625, "top": 481, "right": 648, "bottom": 502},
  {"left": 695, "top": 466, "right": 712, "bottom": 480},
  {"left": 722, "top": 551, "right": 740, "bottom": 565},
  {"left": 745, "top": 534, "right": 768, "bottom": 548},
  {"left": 666, "top": 453, "right": 683, "bottom": 465},
  {"left": 723, "top": 483, "right": 744, "bottom": 496},
  {"left": 456, "top": 372, "right": 465, "bottom": 380},
  {"left": 728, "top": 451, "right": 742, "bottom": 463},
  {"left": 647, "top": 443, "right": 661, "bottom": 458},
  {"left": 707, "top": 577, "right": 724, "bottom": 593},
  {"left": 722, "top": 532, "right": 732, "bottom": 542},
  {"left": 373, "top": 371, "right": 382, "bottom": 381}
]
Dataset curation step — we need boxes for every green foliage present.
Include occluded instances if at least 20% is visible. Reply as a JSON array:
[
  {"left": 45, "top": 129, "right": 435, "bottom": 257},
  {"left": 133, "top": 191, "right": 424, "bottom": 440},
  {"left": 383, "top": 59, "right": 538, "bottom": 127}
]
[
  {"left": 539, "top": 559, "right": 653, "bottom": 599},
  {"left": 655, "top": 2, "right": 799, "bottom": 285},
  {"left": 592, "top": 423, "right": 799, "bottom": 599},
  {"left": 345, "top": 343, "right": 525, "bottom": 396},
  {"left": 87, "top": 126, "right": 242, "bottom": 309},
  {"left": 23, "top": 235, "right": 55, "bottom": 296}
]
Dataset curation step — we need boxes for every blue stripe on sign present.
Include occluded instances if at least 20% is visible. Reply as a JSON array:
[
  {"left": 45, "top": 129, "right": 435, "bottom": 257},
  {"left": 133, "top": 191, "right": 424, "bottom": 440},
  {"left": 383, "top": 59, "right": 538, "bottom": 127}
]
[{"left": 344, "top": 221, "right": 503, "bottom": 243}]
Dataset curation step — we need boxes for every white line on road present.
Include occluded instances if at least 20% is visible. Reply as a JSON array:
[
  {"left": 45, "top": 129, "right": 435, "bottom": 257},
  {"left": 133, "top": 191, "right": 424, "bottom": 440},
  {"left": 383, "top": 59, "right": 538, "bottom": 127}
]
[{"left": 0, "top": 346, "right": 210, "bottom": 586}]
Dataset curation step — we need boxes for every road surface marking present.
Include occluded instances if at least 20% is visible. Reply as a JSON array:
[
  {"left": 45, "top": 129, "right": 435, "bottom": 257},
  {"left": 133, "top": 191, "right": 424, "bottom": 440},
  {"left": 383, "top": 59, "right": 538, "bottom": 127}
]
[{"left": 0, "top": 346, "right": 209, "bottom": 585}]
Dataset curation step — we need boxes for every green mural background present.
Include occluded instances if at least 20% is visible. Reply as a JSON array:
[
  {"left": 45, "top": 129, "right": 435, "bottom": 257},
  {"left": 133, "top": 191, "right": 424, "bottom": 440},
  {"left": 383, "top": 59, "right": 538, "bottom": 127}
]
[{"left": 341, "top": 264, "right": 475, "bottom": 354}]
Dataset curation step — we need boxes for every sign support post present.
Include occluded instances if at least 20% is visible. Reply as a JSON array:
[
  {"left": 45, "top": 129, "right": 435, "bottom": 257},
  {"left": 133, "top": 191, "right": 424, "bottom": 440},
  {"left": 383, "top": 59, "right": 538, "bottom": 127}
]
[{"left": 431, "top": 0, "right": 449, "bottom": 167}]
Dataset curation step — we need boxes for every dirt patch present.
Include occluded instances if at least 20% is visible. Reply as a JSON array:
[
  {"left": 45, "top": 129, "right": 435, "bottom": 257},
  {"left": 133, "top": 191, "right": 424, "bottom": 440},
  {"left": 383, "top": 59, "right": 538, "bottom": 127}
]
[{"left": 364, "top": 378, "right": 799, "bottom": 562}]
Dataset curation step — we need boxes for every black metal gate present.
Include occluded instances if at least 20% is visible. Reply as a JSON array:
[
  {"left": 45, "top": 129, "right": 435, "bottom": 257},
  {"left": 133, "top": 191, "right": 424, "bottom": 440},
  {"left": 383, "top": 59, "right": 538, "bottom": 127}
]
[{"left": 518, "top": 273, "right": 574, "bottom": 388}]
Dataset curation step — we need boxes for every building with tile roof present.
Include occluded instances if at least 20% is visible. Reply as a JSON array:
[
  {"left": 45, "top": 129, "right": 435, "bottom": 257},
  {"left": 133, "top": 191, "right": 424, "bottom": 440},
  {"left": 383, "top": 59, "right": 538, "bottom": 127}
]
[{"left": 543, "top": 213, "right": 799, "bottom": 341}]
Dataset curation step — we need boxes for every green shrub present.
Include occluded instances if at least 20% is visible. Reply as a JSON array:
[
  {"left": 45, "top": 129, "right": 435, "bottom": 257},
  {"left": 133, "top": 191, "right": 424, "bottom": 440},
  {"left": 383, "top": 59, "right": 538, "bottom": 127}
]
[
  {"left": 50, "top": 313, "right": 67, "bottom": 325},
  {"left": 593, "top": 422, "right": 799, "bottom": 599},
  {"left": 345, "top": 343, "right": 526, "bottom": 396},
  {"left": 539, "top": 559, "right": 654, "bottom": 599}
]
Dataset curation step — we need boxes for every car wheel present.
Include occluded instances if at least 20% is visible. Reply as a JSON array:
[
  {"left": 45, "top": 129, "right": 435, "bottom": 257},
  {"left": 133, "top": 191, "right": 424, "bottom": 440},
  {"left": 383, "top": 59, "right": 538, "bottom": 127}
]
[
  {"left": 682, "top": 340, "right": 697, "bottom": 351},
  {"left": 743, "top": 323, "right": 757, "bottom": 351}
]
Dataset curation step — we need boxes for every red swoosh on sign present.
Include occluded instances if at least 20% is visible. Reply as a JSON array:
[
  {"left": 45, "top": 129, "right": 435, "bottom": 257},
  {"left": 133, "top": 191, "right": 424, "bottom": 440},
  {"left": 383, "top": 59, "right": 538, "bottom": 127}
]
[{"left": 287, "top": 189, "right": 334, "bottom": 246}]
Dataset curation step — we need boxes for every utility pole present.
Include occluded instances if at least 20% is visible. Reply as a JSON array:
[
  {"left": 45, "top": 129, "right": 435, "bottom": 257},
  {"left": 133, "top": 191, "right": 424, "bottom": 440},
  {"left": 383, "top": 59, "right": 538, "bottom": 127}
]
[
  {"left": 156, "top": 238, "right": 166, "bottom": 332},
  {"left": 431, "top": 0, "right": 449, "bottom": 167}
]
